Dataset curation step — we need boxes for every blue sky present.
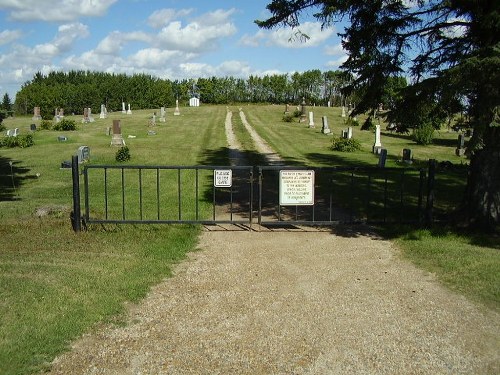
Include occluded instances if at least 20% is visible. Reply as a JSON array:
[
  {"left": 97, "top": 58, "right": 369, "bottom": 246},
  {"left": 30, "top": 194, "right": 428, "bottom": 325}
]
[{"left": 0, "top": 0, "right": 348, "bottom": 100}]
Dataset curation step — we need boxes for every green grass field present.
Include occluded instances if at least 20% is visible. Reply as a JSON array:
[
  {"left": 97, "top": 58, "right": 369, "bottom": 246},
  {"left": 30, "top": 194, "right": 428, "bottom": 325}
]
[{"left": 0, "top": 105, "right": 498, "bottom": 374}]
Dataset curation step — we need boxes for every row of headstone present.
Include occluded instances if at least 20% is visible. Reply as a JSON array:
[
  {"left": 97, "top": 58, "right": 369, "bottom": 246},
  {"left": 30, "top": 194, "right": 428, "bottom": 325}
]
[{"left": 121, "top": 102, "right": 132, "bottom": 115}]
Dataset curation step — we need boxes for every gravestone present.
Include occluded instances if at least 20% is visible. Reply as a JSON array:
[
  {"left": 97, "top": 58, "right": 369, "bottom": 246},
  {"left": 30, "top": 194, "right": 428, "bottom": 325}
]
[
  {"left": 341, "top": 106, "right": 346, "bottom": 118},
  {"left": 284, "top": 104, "right": 290, "bottom": 114},
  {"left": 402, "top": 148, "right": 412, "bottom": 164},
  {"left": 60, "top": 160, "right": 72, "bottom": 169},
  {"left": 347, "top": 126, "right": 353, "bottom": 139},
  {"left": 372, "top": 125, "right": 382, "bottom": 154},
  {"left": 148, "top": 130, "right": 157, "bottom": 136},
  {"left": 127, "top": 103, "right": 132, "bottom": 115},
  {"left": 54, "top": 108, "right": 61, "bottom": 122},
  {"left": 160, "top": 106, "right": 166, "bottom": 122},
  {"left": 57, "top": 135, "right": 67, "bottom": 142},
  {"left": 455, "top": 134, "right": 466, "bottom": 156},
  {"left": 378, "top": 149, "right": 388, "bottom": 168},
  {"left": 341, "top": 129, "right": 348, "bottom": 138},
  {"left": 110, "top": 120, "right": 126, "bottom": 146},
  {"left": 327, "top": 100, "right": 331, "bottom": 108},
  {"left": 77, "top": 146, "right": 90, "bottom": 163},
  {"left": 174, "top": 99, "right": 180, "bottom": 116},
  {"left": 100, "top": 104, "right": 107, "bottom": 119},
  {"left": 12, "top": 128, "right": 19, "bottom": 137},
  {"left": 30, "top": 124, "right": 37, "bottom": 131},
  {"left": 32, "top": 107, "right": 42, "bottom": 121},
  {"left": 150, "top": 112, "right": 156, "bottom": 126},
  {"left": 321, "top": 116, "right": 331, "bottom": 134},
  {"left": 299, "top": 98, "right": 307, "bottom": 123},
  {"left": 308, "top": 112, "right": 315, "bottom": 128},
  {"left": 122, "top": 102, "right": 126, "bottom": 114}
]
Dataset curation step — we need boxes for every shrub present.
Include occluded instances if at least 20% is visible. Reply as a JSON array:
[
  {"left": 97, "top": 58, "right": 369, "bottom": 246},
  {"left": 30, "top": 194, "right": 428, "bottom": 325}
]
[
  {"left": 293, "top": 109, "right": 302, "bottom": 117},
  {"left": 346, "top": 117, "right": 360, "bottom": 127},
  {"left": 40, "top": 120, "right": 53, "bottom": 130},
  {"left": 282, "top": 114, "right": 294, "bottom": 122},
  {"left": 115, "top": 146, "right": 131, "bottom": 162},
  {"left": 413, "top": 123, "right": 435, "bottom": 145},
  {"left": 0, "top": 134, "right": 34, "bottom": 148},
  {"left": 53, "top": 118, "right": 77, "bottom": 131},
  {"left": 331, "top": 137, "right": 362, "bottom": 152}
]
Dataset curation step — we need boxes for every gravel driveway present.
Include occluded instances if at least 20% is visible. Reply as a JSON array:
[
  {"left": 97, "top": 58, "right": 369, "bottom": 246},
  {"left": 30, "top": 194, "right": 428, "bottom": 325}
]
[
  {"left": 48, "top": 110, "right": 499, "bottom": 374},
  {"left": 49, "top": 226, "right": 499, "bottom": 374}
]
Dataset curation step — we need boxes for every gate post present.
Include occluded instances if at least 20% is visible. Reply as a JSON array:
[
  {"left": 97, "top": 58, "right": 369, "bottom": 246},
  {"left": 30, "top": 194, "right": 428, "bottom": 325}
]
[
  {"left": 425, "top": 159, "right": 436, "bottom": 227},
  {"left": 71, "top": 155, "right": 82, "bottom": 232}
]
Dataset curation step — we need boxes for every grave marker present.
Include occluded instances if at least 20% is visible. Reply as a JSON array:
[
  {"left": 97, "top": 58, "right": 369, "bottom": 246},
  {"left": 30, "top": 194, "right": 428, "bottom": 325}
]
[
  {"left": 455, "top": 134, "right": 466, "bottom": 156},
  {"left": 174, "top": 99, "right": 180, "bottom": 116},
  {"left": 32, "top": 107, "right": 41, "bottom": 121},
  {"left": 372, "top": 125, "right": 382, "bottom": 154},
  {"left": 160, "top": 107, "right": 166, "bottom": 122},
  {"left": 127, "top": 103, "right": 132, "bottom": 115},
  {"left": 30, "top": 124, "right": 37, "bottom": 131},
  {"left": 308, "top": 112, "right": 315, "bottom": 128},
  {"left": 402, "top": 148, "right": 413, "bottom": 164},
  {"left": 122, "top": 102, "right": 126, "bottom": 114},
  {"left": 100, "top": 104, "right": 107, "bottom": 119},
  {"left": 299, "top": 98, "right": 307, "bottom": 123},
  {"left": 77, "top": 146, "right": 90, "bottom": 163},
  {"left": 321, "top": 116, "right": 331, "bottom": 134},
  {"left": 189, "top": 97, "right": 200, "bottom": 107},
  {"left": 378, "top": 149, "right": 388, "bottom": 168},
  {"left": 110, "top": 120, "right": 126, "bottom": 146}
]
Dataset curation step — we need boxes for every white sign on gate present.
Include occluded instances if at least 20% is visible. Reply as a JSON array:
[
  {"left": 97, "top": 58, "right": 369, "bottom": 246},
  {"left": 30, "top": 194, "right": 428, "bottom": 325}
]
[
  {"left": 214, "top": 169, "right": 232, "bottom": 187},
  {"left": 279, "top": 170, "right": 315, "bottom": 206}
]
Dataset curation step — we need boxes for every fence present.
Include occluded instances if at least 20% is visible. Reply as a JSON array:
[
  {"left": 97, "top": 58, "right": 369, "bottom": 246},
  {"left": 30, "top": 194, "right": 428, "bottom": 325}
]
[{"left": 71, "top": 156, "right": 467, "bottom": 231}]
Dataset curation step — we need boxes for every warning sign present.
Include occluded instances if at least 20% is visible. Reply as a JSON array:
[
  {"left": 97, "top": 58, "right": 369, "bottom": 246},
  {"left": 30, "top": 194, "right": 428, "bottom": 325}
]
[
  {"left": 279, "top": 170, "right": 315, "bottom": 206},
  {"left": 214, "top": 169, "right": 232, "bottom": 187}
]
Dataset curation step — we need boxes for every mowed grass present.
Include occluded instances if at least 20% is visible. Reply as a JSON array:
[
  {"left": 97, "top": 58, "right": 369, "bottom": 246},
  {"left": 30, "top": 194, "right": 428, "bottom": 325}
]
[{"left": 0, "top": 104, "right": 498, "bottom": 375}]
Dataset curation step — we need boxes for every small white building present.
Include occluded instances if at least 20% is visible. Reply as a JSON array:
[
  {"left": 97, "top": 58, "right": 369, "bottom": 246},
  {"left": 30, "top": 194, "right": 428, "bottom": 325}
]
[{"left": 189, "top": 97, "right": 200, "bottom": 107}]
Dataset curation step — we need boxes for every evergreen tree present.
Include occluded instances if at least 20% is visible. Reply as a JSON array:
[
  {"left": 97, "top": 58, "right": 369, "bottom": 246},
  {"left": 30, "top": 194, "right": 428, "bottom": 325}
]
[
  {"left": 2, "top": 93, "right": 12, "bottom": 111},
  {"left": 257, "top": 0, "right": 500, "bottom": 230}
]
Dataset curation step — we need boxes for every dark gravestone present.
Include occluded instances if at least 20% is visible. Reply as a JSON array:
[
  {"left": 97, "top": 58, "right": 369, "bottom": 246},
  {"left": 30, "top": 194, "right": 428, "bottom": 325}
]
[
  {"left": 378, "top": 149, "right": 388, "bottom": 168},
  {"left": 30, "top": 124, "right": 37, "bottom": 131},
  {"left": 402, "top": 148, "right": 412, "bottom": 164},
  {"left": 60, "top": 160, "right": 72, "bottom": 169}
]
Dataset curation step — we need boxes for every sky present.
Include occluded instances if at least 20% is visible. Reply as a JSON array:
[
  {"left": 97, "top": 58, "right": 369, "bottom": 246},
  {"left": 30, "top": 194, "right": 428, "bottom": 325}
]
[{"left": 0, "top": 0, "right": 348, "bottom": 100}]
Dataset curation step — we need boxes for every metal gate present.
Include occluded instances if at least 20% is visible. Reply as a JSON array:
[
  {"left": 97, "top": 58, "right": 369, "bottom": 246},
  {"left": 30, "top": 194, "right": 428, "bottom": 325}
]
[{"left": 72, "top": 155, "right": 437, "bottom": 231}]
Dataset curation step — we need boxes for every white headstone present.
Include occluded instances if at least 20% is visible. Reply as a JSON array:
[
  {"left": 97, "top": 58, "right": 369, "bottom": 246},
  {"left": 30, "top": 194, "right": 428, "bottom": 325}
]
[
  {"left": 321, "top": 116, "right": 331, "bottom": 134},
  {"left": 127, "top": 103, "right": 132, "bottom": 115},
  {"left": 373, "top": 124, "right": 382, "bottom": 154},
  {"left": 308, "top": 111, "right": 315, "bottom": 128},
  {"left": 159, "top": 106, "right": 166, "bottom": 122},
  {"left": 77, "top": 145, "right": 90, "bottom": 163},
  {"left": 174, "top": 99, "right": 180, "bottom": 116},
  {"left": 122, "top": 102, "right": 126, "bottom": 114},
  {"left": 347, "top": 126, "right": 353, "bottom": 139},
  {"left": 189, "top": 97, "right": 200, "bottom": 107},
  {"left": 100, "top": 104, "right": 107, "bottom": 119},
  {"left": 341, "top": 106, "right": 346, "bottom": 118}
]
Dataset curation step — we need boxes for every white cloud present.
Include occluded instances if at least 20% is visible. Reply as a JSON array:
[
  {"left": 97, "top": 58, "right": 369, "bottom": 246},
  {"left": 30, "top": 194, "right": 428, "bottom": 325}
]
[
  {"left": 324, "top": 43, "right": 344, "bottom": 56},
  {"left": 148, "top": 8, "right": 193, "bottom": 28},
  {"left": 0, "top": 29, "right": 22, "bottom": 45},
  {"left": 0, "top": 0, "right": 117, "bottom": 22},
  {"left": 240, "top": 22, "right": 334, "bottom": 49},
  {"left": 326, "top": 55, "right": 348, "bottom": 69}
]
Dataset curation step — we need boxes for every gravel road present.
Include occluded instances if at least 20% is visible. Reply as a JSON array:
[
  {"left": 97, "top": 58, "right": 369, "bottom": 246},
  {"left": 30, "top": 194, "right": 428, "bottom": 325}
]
[
  {"left": 48, "top": 110, "right": 499, "bottom": 374},
  {"left": 49, "top": 227, "right": 499, "bottom": 374}
]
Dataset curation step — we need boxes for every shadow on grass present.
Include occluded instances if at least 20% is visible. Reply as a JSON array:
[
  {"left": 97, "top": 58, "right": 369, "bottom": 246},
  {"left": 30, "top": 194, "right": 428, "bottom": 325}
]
[{"left": 0, "top": 156, "right": 35, "bottom": 201}]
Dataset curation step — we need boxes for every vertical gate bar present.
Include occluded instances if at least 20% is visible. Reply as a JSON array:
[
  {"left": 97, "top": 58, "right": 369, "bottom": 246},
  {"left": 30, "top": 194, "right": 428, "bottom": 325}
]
[
  {"left": 178, "top": 168, "right": 181, "bottom": 220},
  {"left": 195, "top": 168, "right": 199, "bottom": 221},
  {"left": 230, "top": 184, "right": 234, "bottom": 222},
  {"left": 156, "top": 168, "right": 160, "bottom": 220},
  {"left": 400, "top": 170, "right": 405, "bottom": 223},
  {"left": 349, "top": 171, "right": 354, "bottom": 223},
  {"left": 104, "top": 168, "right": 108, "bottom": 220},
  {"left": 139, "top": 168, "right": 143, "bottom": 220},
  {"left": 213, "top": 177, "right": 216, "bottom": 221},
  {"left": 418, "top": 169, "right": 425, "bottom": 224},
  {"left": 383, "top": 172, "right": 388, "bottom": 223},
  {"left": 71, "top": 155, "right": 81, "bottom": 232},
  {"left": 249, "top": 168, "right": 253, "bottom": 227},
  {"left": 295, "top": 205, "right": 298, "bottom": 221},
  {"left": 258, "top": 168, "right": 262, "bottom": 225},
  {"left": 83, "top": 164, "right": 90, "bottom": 224},
  {"left": 366, "top": 172, "right": 372, "bottom": 223},
  {"left": 329, "top": 193, "right": 333, "bottom": 222},
  {"left": 121, "top": 168, "right": 125, "bottom": 220}
]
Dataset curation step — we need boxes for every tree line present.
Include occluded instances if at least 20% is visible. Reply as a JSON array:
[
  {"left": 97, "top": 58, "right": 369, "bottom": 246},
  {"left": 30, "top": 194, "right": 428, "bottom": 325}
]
[{"left": 13, "top": 70, "right": 362, "bottom": 119}]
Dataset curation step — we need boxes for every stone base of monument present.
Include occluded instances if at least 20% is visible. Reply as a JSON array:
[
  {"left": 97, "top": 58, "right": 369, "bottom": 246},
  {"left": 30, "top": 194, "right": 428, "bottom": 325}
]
[
  {"left": 111, "top": 135, "right": 126, "bottom": 146},
  {"left": 372, "top": 145, "right": 383, "bottom": 154}
]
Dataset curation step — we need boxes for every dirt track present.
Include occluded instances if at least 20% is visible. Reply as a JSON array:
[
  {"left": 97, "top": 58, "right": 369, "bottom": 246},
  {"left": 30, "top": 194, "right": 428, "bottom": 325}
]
[{"left": 48, "top": 110, "right": 499, "bottom": 374}]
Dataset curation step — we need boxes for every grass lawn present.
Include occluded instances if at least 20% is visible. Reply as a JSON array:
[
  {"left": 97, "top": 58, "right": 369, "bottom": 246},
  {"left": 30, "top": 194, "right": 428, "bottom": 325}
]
[{"left": 0, "top": 104, "right": 498, "bottom": 375}]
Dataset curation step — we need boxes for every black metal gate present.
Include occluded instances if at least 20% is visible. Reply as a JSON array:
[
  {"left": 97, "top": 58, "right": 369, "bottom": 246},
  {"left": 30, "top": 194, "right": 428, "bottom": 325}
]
[{"left": 72, "top": 156, "right": 439, "bottom": 231}]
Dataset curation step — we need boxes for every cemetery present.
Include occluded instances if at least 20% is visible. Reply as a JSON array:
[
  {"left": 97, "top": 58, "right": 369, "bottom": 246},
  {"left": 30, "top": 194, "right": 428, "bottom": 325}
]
[{"left": 0, "top": 102, "right": 498, "bottom": 374}]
